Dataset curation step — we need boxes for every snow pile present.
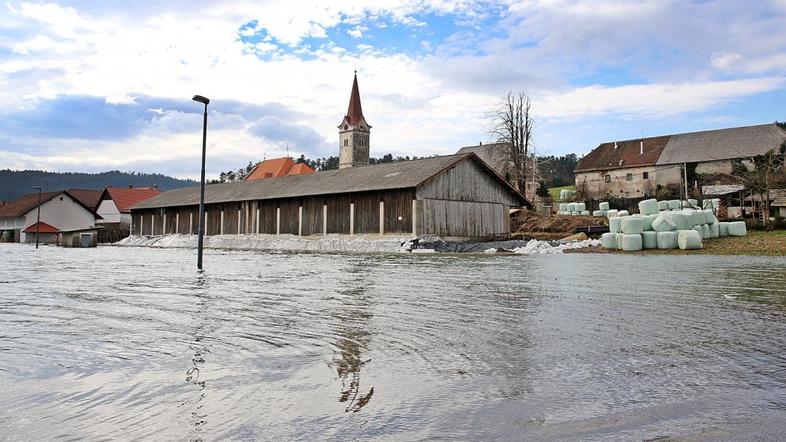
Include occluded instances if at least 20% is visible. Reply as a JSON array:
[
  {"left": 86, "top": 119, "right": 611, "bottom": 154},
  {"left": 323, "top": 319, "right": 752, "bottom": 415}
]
[
  {"left": 118, "top": 234, "right": 412, "bottom": 253},
  {"left": 511, "top": 238, "right": 601, "bottom": 255}
]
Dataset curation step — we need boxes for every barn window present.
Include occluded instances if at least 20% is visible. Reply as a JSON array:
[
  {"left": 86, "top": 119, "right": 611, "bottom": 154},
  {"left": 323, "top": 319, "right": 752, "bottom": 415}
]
[
  {"left": 605, "top": 175, "right": 611, "bottom": 183},
  {"left": 626, "top": 173, "right": 633, "bottom": 181},
  {"left": 344, "top": 139, "right": 348, "bottom": 146},
  {"left": 643, "top": 172, "right": 649, "bottom": 179}
]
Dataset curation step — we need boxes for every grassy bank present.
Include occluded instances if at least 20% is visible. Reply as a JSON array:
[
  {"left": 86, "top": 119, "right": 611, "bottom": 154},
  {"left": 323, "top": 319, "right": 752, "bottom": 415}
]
[
  {"left": 574, "top": 230, "right": 786, "bottom": 256},
  {"left": 548, "top": 185, "right": 575, "bottom": 202}
]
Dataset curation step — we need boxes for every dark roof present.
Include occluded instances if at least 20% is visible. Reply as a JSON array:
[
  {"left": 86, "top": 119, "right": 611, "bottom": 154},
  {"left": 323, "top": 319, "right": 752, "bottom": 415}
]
[
  {"left": 101, "top": 187, "right": 161, "bottom": 213},
  {"left": 656, "top": 123, "right": 786, "bottom": 165},
  {"left": 0, "top": 189, "right": 102, "bottom": 218},
  {"left": 133, "top": 153, "right": 530, "bottom": 210},
  {"left": 456, "top": 142, "right": 513, "bottom": 177},
  {"left": 575, "top": 136, "right": 670, "bottom": 172}
]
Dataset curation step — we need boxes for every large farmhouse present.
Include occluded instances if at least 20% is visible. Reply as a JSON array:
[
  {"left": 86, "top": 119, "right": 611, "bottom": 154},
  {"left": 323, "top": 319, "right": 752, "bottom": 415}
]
[
  {"left": 575, "top": 123, "right": 786, "bottom": 199},
  {"left": 131, "top": 74, "right": 530, "bottom": 239}
]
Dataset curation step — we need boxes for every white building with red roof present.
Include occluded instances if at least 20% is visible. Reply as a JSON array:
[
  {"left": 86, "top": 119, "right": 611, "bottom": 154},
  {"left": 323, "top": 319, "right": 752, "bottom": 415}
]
[{"left": 97, "top": 186, "right": 161, "bottom": 225}]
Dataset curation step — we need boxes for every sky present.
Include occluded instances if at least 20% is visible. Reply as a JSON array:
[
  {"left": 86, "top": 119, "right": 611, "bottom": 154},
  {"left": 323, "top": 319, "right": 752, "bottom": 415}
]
[{"left": 0, "top": 0, "right": 785, "bottom": 179}]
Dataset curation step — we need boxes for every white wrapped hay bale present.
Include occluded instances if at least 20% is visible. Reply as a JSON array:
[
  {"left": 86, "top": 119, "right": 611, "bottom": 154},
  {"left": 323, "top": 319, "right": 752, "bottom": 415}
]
[
  {"left": 638, "top": 198, "right": 660, "bottom": 215},
  {"left": 728, "top": 221, "right": 747, "bottom": 236},
  {"left": 668, "top": 200, "right": 681, "bottom": 210},
  {"left": 670, "top": 212, "right": 692, "bottom": 230},
  {"left": 618, "top": 210, "right": 630, "bottom": 217},
  {"left": 701, "top": 209, "right": 715, "bottom": 224},
  {"left": 642, "top": 231, "right": 658, "bottom": 249},
  {"left": 581, "top": 210, "right": 590, "bottom": 216},
  {"left": 599, "top": 202, "right": 610, "bottom": 211},
  {"left": 607, "top": 209, "right": 619, "bottom": 218},
  {"left": 567, "top": 203, "right": 577, "bottom": 212},
  {"left": 609, "top": 216, "right": 622, "bottom": 233},
  {"left": 678, "top": 230, "right": 703, "bottom": 249},
  {"left": 621, "top": 216, "right": 644, "bottom": 234},
  {"left": 592, "top": 210, "right": 604, "bottom": 216},
  {"left": 692, "top": 225, "right": 704, "bottom": 239},
  {"left": 718, "top": 222, "right": 729, "bottom": 237},
  {"left": 658, "top": 201, "right": 669, "bottom": 211},
  {"left": 709, "top": 223, "right": 719, "bottom": 238},
  {"left": 601, "top": 232, "right": 618, "bottom": 249},
  {"left": 657, "top": 231, "right": 678, "bottom": 249},
  {"left": 559, "top": 203, "right": 568, "bottom": 211},
  {"left": 575, "top": 203, "right": 586, "bottom": 212},
  {"left": 621, "top": 234, "right": 643, "bottom": 251},
  {"left": 571, "top": 211, "right": 580, "bottom": 216},
  {"left": 652, "top": 214, "right": 677, "bottom": 232},
  {"left": 702, "top": 224, "right": 710, "bottom": 239},
  {"left": 689, "top": 211, "right": 705, "bottom": 227},
  {"left": 641, "top": 214, "right": 658, "bottom": 231}
]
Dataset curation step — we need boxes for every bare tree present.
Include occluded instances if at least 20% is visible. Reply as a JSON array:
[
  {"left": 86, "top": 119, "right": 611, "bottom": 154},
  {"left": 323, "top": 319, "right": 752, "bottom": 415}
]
[
  {"left": 732, "top": 143, "right": 786, "bottom": 227},
  {"left": 489, "top": 91, "right": 534, "bottom": 196}
]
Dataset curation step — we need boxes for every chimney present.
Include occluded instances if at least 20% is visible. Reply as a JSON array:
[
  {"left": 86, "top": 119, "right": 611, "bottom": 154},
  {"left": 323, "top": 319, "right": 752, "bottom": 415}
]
[
  {"left": 479, "top": 141, "right": 483, "bottom": 146},
  {"left": 640, "top": 140, "right": 644, "bottom": 155}
]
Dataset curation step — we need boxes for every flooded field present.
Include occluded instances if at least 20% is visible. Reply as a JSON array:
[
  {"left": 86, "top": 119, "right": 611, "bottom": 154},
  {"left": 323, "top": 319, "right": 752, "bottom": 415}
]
[{"left": 1, "top": 244, "right": 785, "bottom": 440}]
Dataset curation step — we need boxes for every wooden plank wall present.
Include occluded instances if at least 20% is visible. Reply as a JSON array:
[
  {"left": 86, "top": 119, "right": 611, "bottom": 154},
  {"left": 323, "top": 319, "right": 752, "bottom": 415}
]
[
  {"left": 420, "top": 199, "right": 508, "bottom": 237},
  {"left": 416, "top": 158, "right": 520, "bottom": 206},
  {"left": 130, "top": 188, "right": 419, "bottom": 236}
]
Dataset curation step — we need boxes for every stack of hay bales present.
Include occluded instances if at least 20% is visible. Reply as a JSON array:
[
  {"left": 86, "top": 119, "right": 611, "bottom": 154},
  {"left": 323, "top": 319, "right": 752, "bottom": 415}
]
[
  {"left": 557, "top": 201, "right": 604, "bottom": 216},
  {"left": 559, "top": 189, "right": 577, "bottom": 200},
  {"left": 600, "top": 198, "right": 747, "bottom": 252}
]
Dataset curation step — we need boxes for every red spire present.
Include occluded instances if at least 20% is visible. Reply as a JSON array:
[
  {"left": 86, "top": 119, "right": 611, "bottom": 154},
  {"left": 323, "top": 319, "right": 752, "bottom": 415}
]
[{"left": 345, "top": 72, "right": 364, "bottom": 125}]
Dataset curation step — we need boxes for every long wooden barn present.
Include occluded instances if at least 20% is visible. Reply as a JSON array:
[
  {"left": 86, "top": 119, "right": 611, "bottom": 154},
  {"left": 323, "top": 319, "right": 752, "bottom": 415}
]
[{"left": 131, "top": 153, "right": 531, "bottom": 239}]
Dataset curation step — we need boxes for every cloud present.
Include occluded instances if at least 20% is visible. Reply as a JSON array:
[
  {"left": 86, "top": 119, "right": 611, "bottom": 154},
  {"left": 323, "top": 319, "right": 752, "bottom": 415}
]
[{"left": 248, "top": 115, "right": 332, "bottom": 152}]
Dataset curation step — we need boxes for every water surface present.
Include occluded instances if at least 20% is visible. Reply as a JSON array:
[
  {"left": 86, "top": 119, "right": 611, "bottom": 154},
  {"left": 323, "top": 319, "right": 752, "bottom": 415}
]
[{"left": 1, "top": 244, "right": 785, "bottom": 440}]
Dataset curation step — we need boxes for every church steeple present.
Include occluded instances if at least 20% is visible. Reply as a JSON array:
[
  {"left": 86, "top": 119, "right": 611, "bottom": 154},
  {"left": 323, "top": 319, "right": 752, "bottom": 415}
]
[{"left": 338, "top": 72, "right": 371, "bottom": 169}]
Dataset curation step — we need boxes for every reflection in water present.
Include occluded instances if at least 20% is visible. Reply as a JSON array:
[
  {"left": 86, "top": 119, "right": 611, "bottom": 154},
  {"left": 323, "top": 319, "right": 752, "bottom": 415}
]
[
  {"left": 331, "top": 262, "right": 374, "bottom": 413},
  {"left": 184, "top": 272, "right": 210, "bottom": 440}
]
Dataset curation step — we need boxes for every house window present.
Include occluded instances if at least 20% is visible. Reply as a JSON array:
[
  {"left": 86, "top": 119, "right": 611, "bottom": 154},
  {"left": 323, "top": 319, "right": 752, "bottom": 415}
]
[
  {"left": 605, "top": 175, "right": 611, "bottom": 183},
  {"left": 643, "top": 172, "right": 649, "bottom": 179},
  {"left": 626, "top": 173, "right": 633, "bottom": 181}
]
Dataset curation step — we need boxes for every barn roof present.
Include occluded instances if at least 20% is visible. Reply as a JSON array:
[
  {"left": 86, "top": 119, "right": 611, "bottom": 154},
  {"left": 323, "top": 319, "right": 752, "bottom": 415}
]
[
  {"left": 456, "top": 142, "right": 513, "bottom": 177},
  {"left": 133, "top": 153, "right": 530, "bottom": 210},
  {"left": 575, "top": 136, "right": 670, "bottom": 173},
  {"left": 656, "top": 123, "right": 786, "bottom": 165}
]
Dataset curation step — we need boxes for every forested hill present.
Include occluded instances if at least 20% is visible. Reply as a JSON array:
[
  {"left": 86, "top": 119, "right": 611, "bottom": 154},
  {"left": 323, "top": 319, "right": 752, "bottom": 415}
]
[{"left": 0, "top": 170, "right": 197, "bottom": 201}]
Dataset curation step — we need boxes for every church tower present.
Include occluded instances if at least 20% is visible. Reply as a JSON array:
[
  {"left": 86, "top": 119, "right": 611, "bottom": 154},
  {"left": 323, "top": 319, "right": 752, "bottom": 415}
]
[{"left": 338, "top": 72, "right": 371, "bottom": 169}]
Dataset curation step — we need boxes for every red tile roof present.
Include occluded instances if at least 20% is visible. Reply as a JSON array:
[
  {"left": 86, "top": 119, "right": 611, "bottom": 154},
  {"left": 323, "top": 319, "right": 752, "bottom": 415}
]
[
  {"left": 244, "top": 157, "right": 315, "bottom": 181},
  {"left": 24, "top": 221, "right": 59, "bottom": 233},
  {"left": 102, "top": 187, "right": 161, "bottom": 213},
  {"left": 575, "top": 136, "right": 670, "bottom": 172}
]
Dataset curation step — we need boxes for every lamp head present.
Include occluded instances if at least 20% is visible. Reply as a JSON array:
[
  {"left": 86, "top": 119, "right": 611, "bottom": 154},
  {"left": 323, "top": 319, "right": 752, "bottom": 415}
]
[
  {"left": 192, "top": 95, "right": 210, "bottom": 105},
  {"left": 33, "top": 186, "right": 41, "bottom": 191}
]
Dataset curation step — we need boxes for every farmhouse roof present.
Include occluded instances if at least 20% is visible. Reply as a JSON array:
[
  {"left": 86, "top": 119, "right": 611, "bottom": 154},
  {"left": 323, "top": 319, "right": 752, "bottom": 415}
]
[
  {"left": 24, "top": 221, "right": 59, "bottom": 233},
  {"left": 244, "top": 157, "right": 315, "bottom": 181},
  {"left": 133, "top": 153, "right": 530, "bottom": 210},
  {"left": 0, "top": 189, "right": 101, "bottom": 218},
  {"left": 101, "top": 186, "right": 161, "bottom": 213},
  {"left": 575, "top": 136, "right": 670, "bottom": 173},
  {"left": 656, "top": 123, "right": 786, "bottom": 165}
]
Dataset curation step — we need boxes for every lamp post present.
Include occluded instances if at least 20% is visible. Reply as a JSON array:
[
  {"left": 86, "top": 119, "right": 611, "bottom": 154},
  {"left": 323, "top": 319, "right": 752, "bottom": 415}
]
[
  {"left": 192, "top": 94, "right": 210, "bottom": 270},
  {"left": 33, "top": 186, "right": 42, "bottom": 249}
]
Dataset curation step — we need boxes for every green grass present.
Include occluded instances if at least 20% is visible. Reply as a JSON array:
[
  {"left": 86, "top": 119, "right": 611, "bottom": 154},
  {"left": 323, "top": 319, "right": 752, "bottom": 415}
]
[{"left": 548, "top": 185, "right": 576, "bottom": 202}]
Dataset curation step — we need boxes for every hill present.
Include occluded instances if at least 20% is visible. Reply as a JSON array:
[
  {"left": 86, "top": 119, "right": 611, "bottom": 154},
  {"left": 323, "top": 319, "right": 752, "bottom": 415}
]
[{"left": 0, "top": 169, "right": 197, "bottom": 201}]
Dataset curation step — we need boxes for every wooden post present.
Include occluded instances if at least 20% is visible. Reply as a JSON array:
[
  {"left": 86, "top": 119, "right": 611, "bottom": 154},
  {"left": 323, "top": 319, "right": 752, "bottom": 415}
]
[
  {"left": 298, "top": 206, "right": 303, "bottom": 236},
  {"left": 379, "top": 200, "right": 384, "bottom": 236},
  {"left": 237, "top": 209, "right": 241, "bottom": 234},
  {"left": 162, "top": 213, "right": 167, "bottom": 234},
  {"left": 189, "top": 211, "right": 193, "bottom": 235},
  {"left": 276, "top": 207, "right": 281, "bottom": 236},
  {"left": 151, "top": 214, "right": 154, "bottom": 235},
  {"left": 322, "top": 203, "right": 327, "bottom": 236},
  {"left": 175, "top": 213, "right": 179, "bottom": 234},
  {"left": 256, "top": 207, "right": 260, "bottom": 234},
  {"left": 220, "top": 209, "right": 224, "bottom": 234},
  {"left": 349, "top": 202, "right": 354, "bottom": 236},
  {"left": 412, "top": 199, "right": 417, "bottom": 236}
]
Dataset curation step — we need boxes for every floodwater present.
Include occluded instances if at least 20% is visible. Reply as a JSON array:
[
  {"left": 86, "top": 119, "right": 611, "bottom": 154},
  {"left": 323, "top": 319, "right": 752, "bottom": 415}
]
[{"left": 1, "top": 244, "right": 785, "bottom": 441}]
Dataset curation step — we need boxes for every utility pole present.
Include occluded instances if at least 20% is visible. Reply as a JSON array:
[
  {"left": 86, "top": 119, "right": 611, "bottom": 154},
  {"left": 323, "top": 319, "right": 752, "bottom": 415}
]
[{"left": 192, "top": 95, "right": 210, "bottom": 270}]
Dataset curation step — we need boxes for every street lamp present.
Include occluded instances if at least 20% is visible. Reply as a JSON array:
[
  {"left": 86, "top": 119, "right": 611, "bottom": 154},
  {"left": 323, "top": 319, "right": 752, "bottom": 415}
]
[
  {"left": 192, "top": 94, "right": 210, "bottom": 270},
  {"left": 33, "top": 186, "right": 42, "bottom": 249}
]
